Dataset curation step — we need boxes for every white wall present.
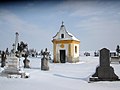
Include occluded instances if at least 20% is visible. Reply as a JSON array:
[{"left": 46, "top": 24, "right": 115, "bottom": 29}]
[{"left": 74, "top": 44, "right": 80, "bottom": 57}]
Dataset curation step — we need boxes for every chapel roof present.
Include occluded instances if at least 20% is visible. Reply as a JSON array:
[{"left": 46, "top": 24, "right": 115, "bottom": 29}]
[{"left": 53, "top": 22, "right": 80, "bottom": 41}]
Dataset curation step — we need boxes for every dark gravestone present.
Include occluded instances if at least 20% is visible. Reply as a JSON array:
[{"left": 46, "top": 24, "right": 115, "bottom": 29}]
[
  {"left": 41, "top": 58, "right": 49, "bottom": 71},
  {"left": 41, "top": 48, "right": 49, "bottom": 71},
  {"left": 1, "top": 51, "right": 6, "bottom": 67},
  {"left": 23, "top": 58, "right": 30, "bottom": 68},
  {"left": 90, "top": 48, "right": 119, "bottom": 81},
  {"left": 23, "top": 53, "right": 30, "bottom": 68}
]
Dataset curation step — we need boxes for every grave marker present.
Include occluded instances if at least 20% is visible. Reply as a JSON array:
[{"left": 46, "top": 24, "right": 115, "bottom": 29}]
[
  {"left": 41, "top": 48, "right": 49, "bottom": 71},
  {"left": 90, "top": 48, "right": 119, "bottom": 81}
]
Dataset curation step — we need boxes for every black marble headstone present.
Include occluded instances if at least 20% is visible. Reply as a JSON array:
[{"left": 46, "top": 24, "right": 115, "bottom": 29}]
[{"left": 90, "top": 48, "right": 119, "bottom": 81}]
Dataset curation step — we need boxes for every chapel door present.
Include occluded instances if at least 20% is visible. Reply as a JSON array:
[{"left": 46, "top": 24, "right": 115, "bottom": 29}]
[{"left": 60, "top": 50, "right": 66, "bottom": 63}]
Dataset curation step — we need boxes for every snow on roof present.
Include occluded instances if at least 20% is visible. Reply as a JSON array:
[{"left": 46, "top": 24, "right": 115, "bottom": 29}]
[
  {"left": 53, "top": 23, "right": 80, "bottom": 42},
  {"left": 67, "top": 32, "right": 80, "bottom": 41}
]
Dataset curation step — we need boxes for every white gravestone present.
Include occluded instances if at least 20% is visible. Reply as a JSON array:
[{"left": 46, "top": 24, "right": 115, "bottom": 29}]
[
  {"left": 4, "top": 56, "right": 20, "bottom": 74},
  {"left": 1, "top": 55, "right": 29, "bottom": 78}
]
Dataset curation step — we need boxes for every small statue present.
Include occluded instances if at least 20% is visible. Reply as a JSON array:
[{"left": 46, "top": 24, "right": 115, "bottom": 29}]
[{"left": 41, "top": 48, "right": 50, "bottom": 71}]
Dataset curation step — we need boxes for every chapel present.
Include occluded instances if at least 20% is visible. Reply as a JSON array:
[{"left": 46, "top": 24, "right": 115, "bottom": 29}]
[{"left": 52, "top": 22, "right": 80, "bottom": 63}]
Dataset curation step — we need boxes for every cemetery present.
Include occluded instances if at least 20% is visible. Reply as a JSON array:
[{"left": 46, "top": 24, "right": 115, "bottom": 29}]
[
  {"left": 0, "top": 24, "right": 120, "bottom": 90},
  {"left": 0, "top": 32, "right": 29, "bottom": 78},
  {"left": 0, "top": 0, "right": 120, "bottom": 89},
  {"left": 0, "top": 51, "right": 120, "bottom": 90}
]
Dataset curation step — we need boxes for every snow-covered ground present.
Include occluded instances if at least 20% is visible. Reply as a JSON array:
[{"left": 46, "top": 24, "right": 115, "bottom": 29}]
[{"left": 0, "top": 56, "right": 120, "bottom": 90}]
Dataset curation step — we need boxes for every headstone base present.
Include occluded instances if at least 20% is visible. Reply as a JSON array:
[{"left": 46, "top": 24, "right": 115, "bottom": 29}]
[
  {"left": 90, "top": 66, "right": 120, "bottom": 81},
  {"left": 41, "top": 66, "right": 49, "bottom": 71},
  {"left": 89, "top": 77, "right": 120, "bottom": 82},
  {"left": 0, "top": 69, "right": 30, "bottom": 78}
]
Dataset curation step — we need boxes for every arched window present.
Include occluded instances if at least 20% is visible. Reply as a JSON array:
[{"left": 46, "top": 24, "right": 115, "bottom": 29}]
[
  {"left": 61, "top": 34, "right": 64, "bottom": 38},
  {"left": 75, "top": 46, "right": 77, "bottom": 53}
]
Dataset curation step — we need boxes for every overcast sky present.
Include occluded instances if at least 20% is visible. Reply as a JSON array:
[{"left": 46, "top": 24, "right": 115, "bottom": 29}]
[{"left": 0, "top": 0, "right": 120, "bottom": 52}]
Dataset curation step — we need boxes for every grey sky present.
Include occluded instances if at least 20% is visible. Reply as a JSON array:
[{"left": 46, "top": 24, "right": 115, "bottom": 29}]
[{"left": 0, "top": 0, "right": 120, "bottom": 52}]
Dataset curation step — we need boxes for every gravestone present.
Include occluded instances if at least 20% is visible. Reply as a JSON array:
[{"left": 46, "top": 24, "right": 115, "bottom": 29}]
[
  {"left": 41, "top": 48, "right": 49, "bottom": 71},
  {"left": 90, "top": 48, "right": 119, "bottom": 81},
  {"left": 94, "top": 51, "right": 99, "bottom": 57},
  {"left": 1, "top": 51, "right": 6, "bottom": 67},
  {"left": 41, "top": 58, "right": 49, "bottom": 71},
  {"left": 23, "top": 59, "right": 30, "bottom": 68},
  {"left": 111, "top": 56, "right": 120, "bottom": 64},
  {"left": 4, "top": 56, "right": 20, "bottom": 74},
  {"left": 1, "top": 53, "right": 30, "bottom": 78},
  {"left": 23, "top": 53, "right": 30, "bottom": 68}
]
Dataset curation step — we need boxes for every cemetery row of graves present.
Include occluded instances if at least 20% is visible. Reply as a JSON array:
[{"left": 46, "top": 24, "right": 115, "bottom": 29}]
[
  {"left": 0, "top": 47, "right": 120, "bottom": 82},
  {"left": 0, "top": 32, "right": 120, "bottom": 82},
  {"left": 0, "top": 32, "right": 51, "bottom": 78}
]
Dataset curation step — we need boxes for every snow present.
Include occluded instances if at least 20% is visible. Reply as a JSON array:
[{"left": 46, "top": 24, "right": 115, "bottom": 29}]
[
  {"left": 0, "top": 56, "right": 120, "bottom": 90},
  {"left": 67, "top": 32, "right": 80, "bottom": 41}
]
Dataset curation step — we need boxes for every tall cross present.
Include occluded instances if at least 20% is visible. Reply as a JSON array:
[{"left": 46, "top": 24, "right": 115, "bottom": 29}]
[{"left": 15, "top": 32, "right": 19, "bottom": 53}]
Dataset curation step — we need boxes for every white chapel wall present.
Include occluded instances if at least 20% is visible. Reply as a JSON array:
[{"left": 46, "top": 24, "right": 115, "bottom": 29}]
[{"left": 74, "top": 44, "right": 80, "bottom": 57}]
